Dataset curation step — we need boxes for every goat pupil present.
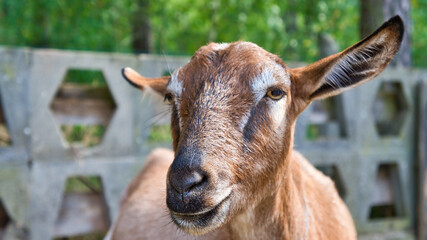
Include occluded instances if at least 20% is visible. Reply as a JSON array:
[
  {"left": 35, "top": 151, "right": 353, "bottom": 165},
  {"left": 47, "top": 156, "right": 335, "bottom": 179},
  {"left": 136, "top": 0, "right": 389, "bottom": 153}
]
[
  {"left": 164, "top": 94, "right": 173, "bottom": 103},
  {"left": 267, "top": 89, "right": 284, "bottom": 100},
  {"left": 271, "top": 89, "right": 282, "bottom": 96}
]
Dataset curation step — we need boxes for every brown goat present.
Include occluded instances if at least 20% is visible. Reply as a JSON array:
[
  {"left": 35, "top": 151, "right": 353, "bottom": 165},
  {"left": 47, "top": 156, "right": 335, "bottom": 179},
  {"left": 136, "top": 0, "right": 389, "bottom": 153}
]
[{"left": 107, "top": 16, "right": 404, "bottom": 240}]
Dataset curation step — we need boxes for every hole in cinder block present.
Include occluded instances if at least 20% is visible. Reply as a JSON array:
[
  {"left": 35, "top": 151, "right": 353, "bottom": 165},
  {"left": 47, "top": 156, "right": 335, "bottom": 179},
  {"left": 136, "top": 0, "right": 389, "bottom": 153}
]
[
  {"left": 306, "top": 96, "right": 347, "bottom": 141},
  {"left": 372, "top": 82, "right": 408, "bottom": 137},
  {"left": 0, "top": 200, "right": 11, "bottom": 239},
  {"left": 162, "top": 70, "right": 172, "bottom": 77},
  {"left": 0, "top": 91, "right": 11, "bottom": 147},
  {"left": 53, "top": 176, "right": 110, "bottom": 239},
  {"left": 315, "top": 165, "right": 347, "bottom": 199},
  {"left": 49, "top": 69, "right": 116, "bottom": 148},
  {"left": 369, "top": 163, "right": 404, "bottom": 219},
  {"left": 53, "top": 232, "right": 105, "bottom": 240}
]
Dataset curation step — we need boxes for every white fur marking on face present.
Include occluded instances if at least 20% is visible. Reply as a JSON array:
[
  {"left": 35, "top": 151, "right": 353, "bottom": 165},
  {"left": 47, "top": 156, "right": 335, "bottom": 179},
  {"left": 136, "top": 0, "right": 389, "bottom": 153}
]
[
  {"left": 167, "top": 69, "right": 184, "bottom": 95},
  {"left": 251, "top": 69, "right": 276, "bottom": 102},
  {"left": 250, "top": 66, "right": 290, "bottom": 101},
  {"left": 176, "top": 101, "right": 183, "bottom": 131},
  {"left": 212, "top": 43, "right": 230, "bottom": 51},
  {"left": 167, "top": 69, "right": 184, "bottom": 129},
  {"left": 212, "top": 187, "right": 232, "bottom": 205},
  {"left": 268, "top": 97, "right": 286, "bottom": 130},
  {"left": 240, "top": 112, "right": 250, "bottom": 131},
  {"left": 242, "top": 66, "right": 290, "bottom": 131}
]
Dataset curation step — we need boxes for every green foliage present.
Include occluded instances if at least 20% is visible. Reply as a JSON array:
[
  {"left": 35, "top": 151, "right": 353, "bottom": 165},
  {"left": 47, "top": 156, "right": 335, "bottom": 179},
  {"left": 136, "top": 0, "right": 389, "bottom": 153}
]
[
  {"left": 150, "top": 0, "right": 359, "bottom": 62},
  {"left": 411, "top": 0, "right": 427, "bottom": 67},
  {"left": 148, "top": 124, "right": 173, "bottom": 143},
  {"left": 64, "top": 176, "right": 103, "bottom": 193},
  {"left": 61, "top": 125, "right": 106, "bottom": 147},
  {"left": 0, "top": 0, "right": 133, "bottom": 52},
  {"left": 306, "top": 124, "right": 319, "bottom": 140},
  {"left": 0, "top": 0, "right": 424, "bottom": 65},
  {"left": 64, "top": 70, "right": 107, "bottom": 86}
]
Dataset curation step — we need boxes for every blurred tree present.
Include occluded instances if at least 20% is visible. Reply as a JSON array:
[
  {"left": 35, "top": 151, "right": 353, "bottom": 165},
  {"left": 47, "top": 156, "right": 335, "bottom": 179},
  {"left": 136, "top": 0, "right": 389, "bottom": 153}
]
[
  {"left": 318, "top": 33, "right": 339, "bottom": 58},
  {"left": 410, "top": 0, "right": 427, "bottom": 68},
  {"left": 0, "top": 0, "right": 424, "bottom": 67},
  {"left": 0, "top": 0, "right": 133, "bottom": 52},
  {"left": 24, "top": 0, "right": 50, "bottom": 47},
  {"left": 131, "top": 0, "right": 151, "bottom": 53},
  {"left": 360, "top": 0, "right": 411, "bottom": 66}
]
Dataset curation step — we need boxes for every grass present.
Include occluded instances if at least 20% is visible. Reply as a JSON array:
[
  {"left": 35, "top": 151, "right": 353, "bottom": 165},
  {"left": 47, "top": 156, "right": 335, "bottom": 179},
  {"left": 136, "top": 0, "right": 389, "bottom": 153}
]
[
  {"left": 148, "top": 124, "right": 173, "bottom": 143},
  {"left": 64, "top": 176, "right": 103, "bottom": 194},
  {"left": 306, "top": 124, "right": 320, "bottom": 140},
  {"left": 64, "top": 70, "right": 107, "bottom": 87},
  {"left": 61, "top": 125, "right": 106, "bottom": 148}
]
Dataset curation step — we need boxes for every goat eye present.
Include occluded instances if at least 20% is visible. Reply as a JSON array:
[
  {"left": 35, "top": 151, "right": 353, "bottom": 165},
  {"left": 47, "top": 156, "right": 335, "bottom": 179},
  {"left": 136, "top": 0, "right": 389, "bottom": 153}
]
[
  {"left": 266, "top": 89, "right": 285, "bottom": 100},
  {"left": 164, "top": 93, "right": 174, "bottom": 104}
]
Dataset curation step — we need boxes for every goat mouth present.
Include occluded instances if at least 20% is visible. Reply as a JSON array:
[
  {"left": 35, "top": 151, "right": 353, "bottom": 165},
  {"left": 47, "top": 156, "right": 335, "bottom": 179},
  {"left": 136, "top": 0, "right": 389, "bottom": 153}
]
[
  {"left": 171, "top": 204, "right": 217, "bottom": 216},
  {"left": 170, "top": 195, "right": 231, "bottom": 235}
]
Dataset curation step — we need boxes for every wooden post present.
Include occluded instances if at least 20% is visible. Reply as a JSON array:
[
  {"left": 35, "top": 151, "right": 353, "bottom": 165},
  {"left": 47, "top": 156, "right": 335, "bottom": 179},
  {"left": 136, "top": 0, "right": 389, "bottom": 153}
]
[
  {"left": 132, "top": 0, "right": 152, "bottom": 53},
  {"left": 360, "top": 0, "right": 411, "bottom": 67}
]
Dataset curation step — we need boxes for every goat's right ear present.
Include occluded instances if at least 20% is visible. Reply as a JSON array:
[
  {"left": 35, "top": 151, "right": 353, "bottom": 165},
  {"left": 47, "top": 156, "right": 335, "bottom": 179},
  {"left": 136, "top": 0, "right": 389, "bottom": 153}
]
[
  {"left": 289, "top": 16, "right": 404, "bottom": 112},
  {"left": 122, "top": 67, "right": 170, "bottom": 95}
]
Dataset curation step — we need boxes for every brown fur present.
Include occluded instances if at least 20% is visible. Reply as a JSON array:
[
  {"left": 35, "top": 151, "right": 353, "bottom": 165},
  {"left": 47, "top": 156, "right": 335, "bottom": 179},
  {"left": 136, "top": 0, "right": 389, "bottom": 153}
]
[
  {"left": 112, "top": 16, "right": 404, "bottom": 240},
  {"left": 110, "top": 149, "right": 229, "bottom": 240}
]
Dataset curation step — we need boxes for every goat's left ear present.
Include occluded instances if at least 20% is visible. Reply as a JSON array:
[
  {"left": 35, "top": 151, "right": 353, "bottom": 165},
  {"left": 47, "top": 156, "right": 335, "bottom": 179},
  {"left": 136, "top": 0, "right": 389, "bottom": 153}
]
[
  {"left": 122, "top": 67, "right": 170, "bottom": 95},
  {"left": 290, "top": 16, "right": 404, "bottom": 104}
]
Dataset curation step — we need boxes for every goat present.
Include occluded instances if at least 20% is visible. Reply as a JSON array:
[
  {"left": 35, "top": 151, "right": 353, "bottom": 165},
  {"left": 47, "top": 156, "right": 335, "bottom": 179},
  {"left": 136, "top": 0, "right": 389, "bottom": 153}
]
[{"left": 108, "top": 16, "right": 404, "bottom": 240}]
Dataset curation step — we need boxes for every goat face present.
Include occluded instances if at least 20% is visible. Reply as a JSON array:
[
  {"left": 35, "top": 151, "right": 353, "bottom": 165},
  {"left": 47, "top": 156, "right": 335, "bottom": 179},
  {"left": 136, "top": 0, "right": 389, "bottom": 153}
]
[{"left": 165, "top": 42, "right": 294, "bottom": 235}]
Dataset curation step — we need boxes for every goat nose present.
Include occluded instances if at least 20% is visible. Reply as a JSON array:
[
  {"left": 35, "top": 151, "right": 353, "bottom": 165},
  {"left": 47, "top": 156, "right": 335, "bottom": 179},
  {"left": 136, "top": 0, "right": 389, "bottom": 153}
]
[{"left": 169, "top": 170, "right": 206, "bottom": 194}]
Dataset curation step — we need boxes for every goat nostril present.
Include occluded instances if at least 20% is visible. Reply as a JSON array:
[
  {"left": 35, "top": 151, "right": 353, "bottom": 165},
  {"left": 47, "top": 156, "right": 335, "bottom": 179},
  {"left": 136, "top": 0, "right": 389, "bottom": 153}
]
[{"left": 170, "top": 171, "right": 207, "bottom": 194}]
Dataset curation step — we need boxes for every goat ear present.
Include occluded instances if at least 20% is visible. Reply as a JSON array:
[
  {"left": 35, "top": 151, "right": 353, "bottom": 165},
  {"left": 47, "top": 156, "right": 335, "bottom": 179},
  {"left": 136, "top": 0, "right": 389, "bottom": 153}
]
[
  {"left": 122, "top": 67, "right": 170, "bottom": 95},
  {"left": 290, "top": 16, "right": 404, "bottom": 102}
]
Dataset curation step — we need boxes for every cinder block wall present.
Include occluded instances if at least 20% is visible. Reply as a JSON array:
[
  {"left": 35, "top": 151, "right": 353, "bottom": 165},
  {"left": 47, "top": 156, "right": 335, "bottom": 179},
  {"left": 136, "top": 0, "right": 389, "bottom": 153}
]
[{"left": 0, "top": 48, "right": 425, "bottom": 240}]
